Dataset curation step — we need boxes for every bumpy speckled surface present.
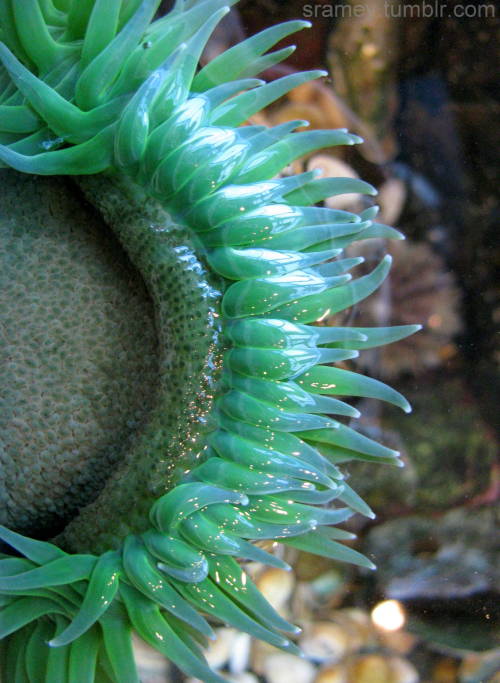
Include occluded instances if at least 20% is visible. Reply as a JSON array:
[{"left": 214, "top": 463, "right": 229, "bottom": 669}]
[
  {"left": 59, "top": 173, "right": 223, "bottom": 553},
  {"left": 0, "top": 169, "right": 159, "bottom": 539},
  {"left": 0, "top": 170, "right": 223, "bottom": 551}
]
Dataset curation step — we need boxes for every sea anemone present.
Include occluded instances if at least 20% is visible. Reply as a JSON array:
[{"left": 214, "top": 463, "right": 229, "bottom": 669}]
[{"left": 0, "top": 1, "right": 419, "bottom": 681}]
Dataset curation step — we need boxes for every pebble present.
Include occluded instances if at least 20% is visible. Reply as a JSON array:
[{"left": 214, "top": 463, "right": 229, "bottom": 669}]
[
  {"left": 330, "top": 608, "right": 376, "bottom": 652},
  {"left": 227, "top": 674, "right": 260, "bottom": 683},
  {"left": 347, "top": 654, "right": 395, "bottom": 683},
  {"left": 306, "top": 156, "right": 363, "bottom": 211},
  {"left": 378, "top": 177, "right": 407, "bottom": 225},
  {"left": 432, "top": 658, "right": 459, "bottom": 683},
  {"left": 263, "top": 654, "right": 316, "bottom": 683},
  {"left": 459, "top": 650, "right": 500, "bottom": 682},
  {"left": 132, "top": 634, "right": 170, "bottom": 683},
  {"left": 387, "top": 656, "right": 419, "bottom": 683},
  {"left": 256, "top": 568, "right": 295, "bottom": 612},
  {"left": 315, "top": 665, "right": 349, "bottom": 683},
  {"left": 378, "top": 629, "right": 417, "bottom": 655},
  {"left": 204, "top": 628, "right": 238, "bottom": 670},
  {"left": 251, "top": 641, "right": 283, "bottom": 675},
  {"left": 299, "top": 622, "right": 349, "bottom": 663},
  {"left": 228, "top": 632, "right": 252, "bottom": 674}
]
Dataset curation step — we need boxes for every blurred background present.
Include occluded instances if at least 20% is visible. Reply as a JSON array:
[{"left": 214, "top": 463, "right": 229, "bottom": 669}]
[{"left": 150, "top": 1, "right": 499, "bottom": 681}]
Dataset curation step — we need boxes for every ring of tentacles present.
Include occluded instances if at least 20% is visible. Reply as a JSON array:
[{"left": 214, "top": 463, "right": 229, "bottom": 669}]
[{"left": 0, "top": 1, "right": 420, "bottom": 681}]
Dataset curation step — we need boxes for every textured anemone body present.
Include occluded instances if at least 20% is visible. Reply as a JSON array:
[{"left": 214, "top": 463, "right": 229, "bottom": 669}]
[
  {"left": 0, "top": 171, "right": 159, "bottom": 539},
  {"left": 0, "top": 1, "right": 419, "bottom": 681}
]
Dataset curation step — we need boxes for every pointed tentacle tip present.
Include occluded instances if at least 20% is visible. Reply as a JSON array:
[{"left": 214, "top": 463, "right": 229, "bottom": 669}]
[
  {"left": 350, "top": 134, "right": 364, "bottom": 145},
  {"left": 402, "top": 401, "right": 412, "bottom": 414}
]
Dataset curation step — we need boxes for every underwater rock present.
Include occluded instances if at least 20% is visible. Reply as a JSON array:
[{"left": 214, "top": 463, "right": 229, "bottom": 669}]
[
  {"left": 340, "top": 239, "right": 462, "bottom": 378},
  {"left": 459, "top": 649, "right": 500, "bottom": 683},
  {"left": 382, "top": 377, "right": 497, "bottom": 512},
  {"left": 365, "top": 507, "right": 500, "bottom": 602},
  {"left": 327, "top": 0, "right": 401, "bottom": 163},
  {"left": 364, "top": 507, "right": 499, "bottom": 654}
]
